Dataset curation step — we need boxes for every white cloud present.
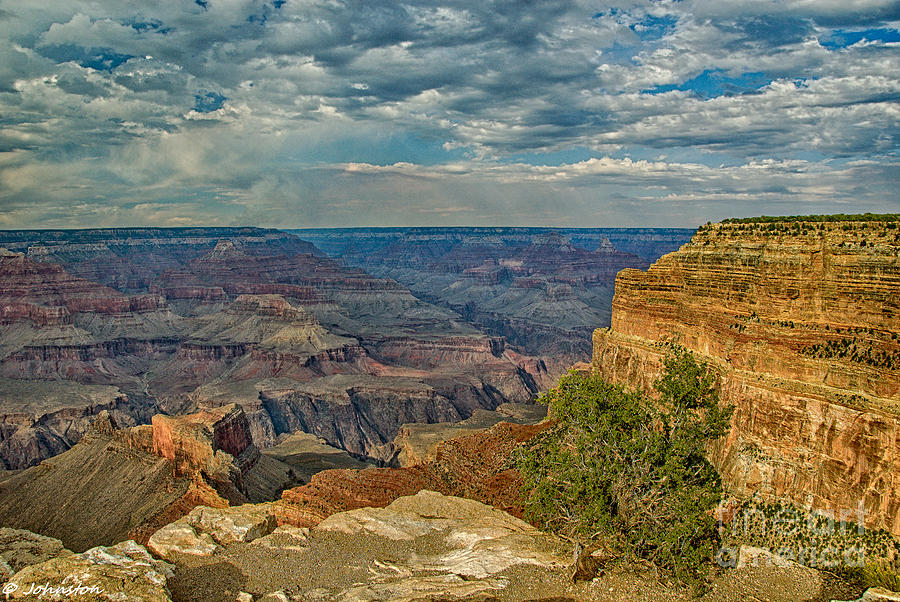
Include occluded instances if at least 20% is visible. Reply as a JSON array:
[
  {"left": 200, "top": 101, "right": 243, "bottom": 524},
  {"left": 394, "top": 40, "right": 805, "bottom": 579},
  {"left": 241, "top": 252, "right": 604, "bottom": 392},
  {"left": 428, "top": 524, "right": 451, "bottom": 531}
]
[{"left": 0, "top": 0, "right": 897, "bottom": 227}]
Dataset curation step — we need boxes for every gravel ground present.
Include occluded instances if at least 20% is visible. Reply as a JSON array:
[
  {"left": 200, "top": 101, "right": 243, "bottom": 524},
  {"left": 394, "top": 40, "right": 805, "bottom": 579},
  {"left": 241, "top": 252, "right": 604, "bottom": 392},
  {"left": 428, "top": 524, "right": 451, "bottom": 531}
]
[{"left": 165, "top": 528, "right": 867, "bottom": 602}]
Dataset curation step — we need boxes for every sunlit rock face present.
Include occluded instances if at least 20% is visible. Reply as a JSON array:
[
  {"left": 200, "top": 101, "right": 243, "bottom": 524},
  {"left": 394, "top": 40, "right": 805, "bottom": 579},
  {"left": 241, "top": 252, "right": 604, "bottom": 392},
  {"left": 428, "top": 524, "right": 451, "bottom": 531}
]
[{"left": 592, "top": 218, "right": 900, "bottom": 536}]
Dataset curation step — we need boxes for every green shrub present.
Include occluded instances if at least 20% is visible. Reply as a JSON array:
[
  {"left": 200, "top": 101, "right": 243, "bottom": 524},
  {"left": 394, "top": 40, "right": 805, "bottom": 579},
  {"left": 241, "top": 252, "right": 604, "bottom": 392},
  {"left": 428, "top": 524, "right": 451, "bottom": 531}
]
[
  {"left": 862, "top": 559, "right": 900, "bottom": 591},
  {"left": 517, "top": 349, "right": 733, "bottom": 581}
]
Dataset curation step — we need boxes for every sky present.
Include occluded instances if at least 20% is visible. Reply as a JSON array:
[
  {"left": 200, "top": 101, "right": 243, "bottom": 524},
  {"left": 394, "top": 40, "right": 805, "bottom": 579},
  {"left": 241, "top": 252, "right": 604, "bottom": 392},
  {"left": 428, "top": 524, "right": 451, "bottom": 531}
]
[{"left": 0, "top": 0, "right": 898, "bottom": 228}]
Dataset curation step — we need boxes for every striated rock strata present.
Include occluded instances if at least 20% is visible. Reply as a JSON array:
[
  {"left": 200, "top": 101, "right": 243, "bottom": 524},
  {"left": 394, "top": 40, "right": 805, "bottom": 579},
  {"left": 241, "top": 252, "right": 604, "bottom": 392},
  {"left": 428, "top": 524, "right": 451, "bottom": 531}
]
[
  {"left": 0, "top": 227, "right": 551, "bottom": 471},
  {"left": 0, "top": 379, "right": 146, "bottom": 470},
  {"left": 592, "top": 217, "right": 900, "bottom": 536}
]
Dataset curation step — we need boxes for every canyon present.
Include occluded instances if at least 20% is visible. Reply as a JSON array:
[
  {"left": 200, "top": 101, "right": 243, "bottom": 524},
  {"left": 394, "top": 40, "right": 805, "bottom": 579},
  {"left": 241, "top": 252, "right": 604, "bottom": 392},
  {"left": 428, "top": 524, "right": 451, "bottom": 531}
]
[
  {"left": 0, "top": 226, "right": 679, "bottom": 472},
  {"left": 294, "top": 227, "right": 693, "bottom": 361},
  {"left": 591, "top": 217, "right": 900, "bottom": 536},
  {"left": 0, "top": 230, "right": 529, "bottom": 472},
  {"left": 0, "top": 219, "right": 897, "bottom": 600}
]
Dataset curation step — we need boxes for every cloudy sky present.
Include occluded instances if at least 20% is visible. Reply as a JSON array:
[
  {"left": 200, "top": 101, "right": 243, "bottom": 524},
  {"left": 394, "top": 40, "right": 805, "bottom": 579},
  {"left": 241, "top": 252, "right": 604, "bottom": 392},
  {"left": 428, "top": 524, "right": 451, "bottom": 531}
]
[{"left": 0, "top": 0, "right": 898, "bottom": 228}]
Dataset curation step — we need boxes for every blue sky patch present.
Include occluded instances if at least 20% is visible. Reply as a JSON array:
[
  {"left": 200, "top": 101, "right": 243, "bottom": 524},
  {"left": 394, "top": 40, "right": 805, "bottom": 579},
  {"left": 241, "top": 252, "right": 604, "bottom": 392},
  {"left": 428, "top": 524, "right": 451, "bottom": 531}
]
[
  {"left": 643, "top": 69, "right": 773, "bottom": 99},
  {"left": 126, "top": 18, "right": 172, "bottom": 35},
  {"left": 39, "top": 44, "right": 135, "bottom": 72},
  {"left": 193, "top": 90, "right": 226, "bottom": 112},
  {"left": 593, "top": 8, "right": 622, "bottom": 19},
  {"left": 820, "top": 28, "right": 900, "bottom": 49},
  {"left": 248, "top": 12, "right": 267, "bottom": 25},
  {"left": 629, "top": 15, "right": 678, "bottom": 41},
  {"left": 729, "top": 16, "right": 813, "bottom": 47}
]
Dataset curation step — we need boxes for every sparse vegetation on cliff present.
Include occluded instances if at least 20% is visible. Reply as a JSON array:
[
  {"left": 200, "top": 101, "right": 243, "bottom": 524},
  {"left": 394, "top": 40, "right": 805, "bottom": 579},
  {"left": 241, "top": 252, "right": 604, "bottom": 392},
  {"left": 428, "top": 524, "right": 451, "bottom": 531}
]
[
  {"left": 517, "top": 349, "right": 733, "bottom": 581},
  {"left": 721, "top": 213, "right": 900, "bottom": 224},
  {"left": 802, "top": 338, "right": 900, "bottom": 369},
  {"left": 721, "top": 498, "right": 900, "bottom": 590}
]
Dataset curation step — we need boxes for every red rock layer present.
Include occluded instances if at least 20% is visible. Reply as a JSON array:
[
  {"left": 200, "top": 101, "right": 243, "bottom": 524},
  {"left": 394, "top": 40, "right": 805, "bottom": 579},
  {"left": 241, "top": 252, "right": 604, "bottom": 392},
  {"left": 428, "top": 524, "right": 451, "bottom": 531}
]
[
  {"left": 149, "top": 285, "right": 227, "bottom": 301},
  {"left": 0, "top": 250, "right": 163, "bottom": 320},
  {"left": 0, "top": 302, "right": 69, "bottom": 327},
  {"left": 274, "top": 420, "right": 550, "bottom": 527},
  {"left": 152, "top": 244, "right": 402, "bottom": 305},
  {"left": 151, "top": 403, "right": 254, "bottom": 476}
]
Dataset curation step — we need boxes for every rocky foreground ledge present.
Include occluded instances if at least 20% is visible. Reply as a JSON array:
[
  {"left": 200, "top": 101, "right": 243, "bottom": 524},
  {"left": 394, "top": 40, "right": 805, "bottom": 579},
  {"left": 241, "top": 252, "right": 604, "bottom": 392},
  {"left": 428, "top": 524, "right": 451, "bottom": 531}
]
[
  {"left": 1, "top": 490, "right": 878, "bottom": 602},
  {"left": 0, "top": 407, "right": 891, "bottom": 601}
]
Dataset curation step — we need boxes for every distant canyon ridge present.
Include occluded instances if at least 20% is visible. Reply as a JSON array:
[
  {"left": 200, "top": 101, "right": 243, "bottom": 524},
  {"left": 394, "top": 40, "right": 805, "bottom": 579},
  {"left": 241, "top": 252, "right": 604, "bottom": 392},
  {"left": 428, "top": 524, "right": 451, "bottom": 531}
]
[
  {"left": 0, "top": 226, "right": 691, "bottom": 472},
  {"left": 292, "top": 227, "right": 694, "bottom": 358}
]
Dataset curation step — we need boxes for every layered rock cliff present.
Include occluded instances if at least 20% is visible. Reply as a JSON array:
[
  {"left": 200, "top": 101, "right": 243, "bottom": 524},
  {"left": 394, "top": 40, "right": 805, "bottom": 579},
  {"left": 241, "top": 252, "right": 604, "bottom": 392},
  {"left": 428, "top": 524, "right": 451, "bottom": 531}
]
[
  {"left": 0, "top": 379, "right": 146, "bottom": 470},
  {"left": 592, "top": 217, "right": 900, "bottom": 536},
  {"left": 0, "top": 227, "right": 322, "bottom": 292}
]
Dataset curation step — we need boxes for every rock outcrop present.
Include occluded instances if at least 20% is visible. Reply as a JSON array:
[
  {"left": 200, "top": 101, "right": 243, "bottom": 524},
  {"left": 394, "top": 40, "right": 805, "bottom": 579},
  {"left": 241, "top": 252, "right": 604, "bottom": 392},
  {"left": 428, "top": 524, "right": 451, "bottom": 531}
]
[
  {"left": 315, "top": 490, "right": 569, "bottom": 577},
  {"left": 0, "top": 528, "right": 71, "bottom": 580},
  {"left": 148, "top": 504, "right": 277, "bottom": 560},
  {"left": 6, "top": 539, "right": 173, "bottom": 601},
  {"left": 141, "top": 489, "right": 832, "bottom": 601},
  {"left": 274, "top": 419, "right": 551, "bottom": 528},
  {"left": 153, "top": 491, "right": 573, "bottom": 602},
  {"left": 0, "top": 405, "right": 292, "bottom": 551},
  {"left": 592, "top": 217, "right": 900, "bottom": 536},
  {"left": 151, "top": 403, "right": 259, "bottom": 503}
]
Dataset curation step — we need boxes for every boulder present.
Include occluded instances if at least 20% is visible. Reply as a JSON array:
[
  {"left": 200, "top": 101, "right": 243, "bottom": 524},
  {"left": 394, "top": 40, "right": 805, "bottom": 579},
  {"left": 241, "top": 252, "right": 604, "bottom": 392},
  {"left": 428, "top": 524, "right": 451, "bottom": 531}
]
[
  {"left": 147, "top": 521, "right": 221, "bottom": 560},
  {"left": 250, "top": 525, "right": 309, "bottom": 552},
  {"left": 184, "top": 503, "right": 277, "bottom": 545},
  {"left": 315, "top": 490, "right": 569, "bottom": 580},
  {"left": 862, "top": 589, "right": 900, "bottom": 602},
  {"left": 0, "top": 528, "right": 71, "bottom": 580},
  {"left": 833, "top": 587, "right": 900, "bottom": 602},
  {"left": 147, "top": 503, "right": 276, "bottom": 560},
  {"left": 7, "top": 540, "right": 172, "bottom": 601}
]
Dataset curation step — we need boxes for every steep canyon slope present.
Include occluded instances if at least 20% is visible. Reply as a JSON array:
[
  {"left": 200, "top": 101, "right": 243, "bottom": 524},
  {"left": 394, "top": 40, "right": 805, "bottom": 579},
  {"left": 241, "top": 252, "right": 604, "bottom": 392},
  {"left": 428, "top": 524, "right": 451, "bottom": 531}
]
[
  {"left": 0, "top": 228, "right": 549, "bottom": 471},
  {"left": 592, "top": 217, "right": 900, "bottom": 536}
]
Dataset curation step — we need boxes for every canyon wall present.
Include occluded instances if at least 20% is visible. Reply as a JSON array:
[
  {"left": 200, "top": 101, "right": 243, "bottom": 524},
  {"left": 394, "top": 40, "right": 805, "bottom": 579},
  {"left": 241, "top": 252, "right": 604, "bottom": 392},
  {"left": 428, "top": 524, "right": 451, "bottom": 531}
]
[
  {"left": 592, "top": 218, "right": 900, "bottom": 536},
  {"left": 293, "top": 227, "right": 678, "bottom": 364},
  {"left": 0, "top": 229, "right": 554, "bottom": 470},
  {"left": 0, "top": 406, "right": 264, "bottom": 550}
]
